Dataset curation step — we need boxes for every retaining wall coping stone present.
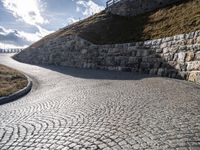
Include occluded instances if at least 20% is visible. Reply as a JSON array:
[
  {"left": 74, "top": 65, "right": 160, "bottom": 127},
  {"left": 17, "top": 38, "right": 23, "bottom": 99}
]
[{"left": 0, "top": 75, "right": 32, "bottom": 105}]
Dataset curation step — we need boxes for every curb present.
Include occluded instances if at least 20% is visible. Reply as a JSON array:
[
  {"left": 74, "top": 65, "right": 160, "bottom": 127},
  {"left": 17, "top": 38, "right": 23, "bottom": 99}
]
[{"left": 0, "top": 75, "right": 32, "bottom": 105}]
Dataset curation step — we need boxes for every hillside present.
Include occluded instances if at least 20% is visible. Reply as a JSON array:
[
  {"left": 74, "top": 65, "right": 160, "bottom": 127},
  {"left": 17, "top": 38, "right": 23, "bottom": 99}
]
[{"left": 31, "top": 0, "right": 200, "bottom": 47}]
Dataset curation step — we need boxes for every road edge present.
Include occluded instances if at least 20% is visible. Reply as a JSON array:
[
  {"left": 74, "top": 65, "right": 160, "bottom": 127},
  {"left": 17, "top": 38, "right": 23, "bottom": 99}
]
[{"left": 0, "top": 75, "right": 32, "bottom": 105}]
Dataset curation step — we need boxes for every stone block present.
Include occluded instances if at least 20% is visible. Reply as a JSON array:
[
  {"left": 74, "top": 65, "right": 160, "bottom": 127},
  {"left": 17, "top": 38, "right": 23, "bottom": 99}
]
[
  {"left": 143, "top": 40, "right": 152, "bottom": 46},
  {"left": 177, "top": 71, "right": 187, "bottom": 79},
  {"left": 154, "top": 62, "right": 161, "bottom": 68},
  {"left": 196, "top": 36, "right": 200, "bottom": 44},
  {"left": 186, "top": 52, "right": 195, "bottom": 62},
  {"left": 195, "top": 51, "right": 200, "bottom": 60},
  {"left": 160, "top": 43, "right": 168, "bottom": 48},
  {"left": 162, "top": 37, "right": 173, "bottom": 42},
  {"left": 179, "top": 46, "right": 187, "bottom": 51},
  {"left": 143, "top": 50, "right": 151, "bottom": 57},
  {"left": 177, "top": 52, "right": 186, "bottom": 63},
  {"left": 164, "top": 53, "right": 174, "bottom": 61},
  {"left": 120, "top": 57, "right": 129, "bottom": 66},
  {"left": 193, "top": 44, "right": 200, "bottom": 52},
  {"left": 81, "top": 49, "right": 88, "bottom": 54},
  {"left": 175, "top": 64, "right": 181, "bottom": 70},
  {"left": 149, "top": 69, "right": 157, "bottom": 75},
  {"left": 163, "top": 48, "right": 169, "bottom": 54},
  {"left": 188, "top": 71, "right": 200, "bottom": 83},
  {"left": 106, "top": 57, "right": 115, "bottom": 66},
  {"left": 157, "top": 68, "right": 165, "bottom": 76},
  {"left": 174, "top": 34, "right": 185, "bottom": 41},
  {"left": 156, "top": 48, "right": 163, "bottom": 53},
  {"left": 187, "top": 61, "right": 200, "bottom": 71},
  {"left": 187, "top": 39, "right": 195, "bottom": 45},
  {"left": 136, "top": 50, "right": 143, "bottom": 57},
  {"left": 152, "top": 39, "right": 162, "bottom": 46},
  {"left": 195, "top": 30, "right": 200, "bottom": 37},
  {"left": 173, "top": 53, "right": 178, "bottom": 61}
]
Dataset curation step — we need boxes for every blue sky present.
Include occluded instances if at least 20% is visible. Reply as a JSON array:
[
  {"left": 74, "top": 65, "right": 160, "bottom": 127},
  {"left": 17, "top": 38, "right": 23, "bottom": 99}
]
[{"left": 0, "top": 0, "right": 106, "bottom": 48}]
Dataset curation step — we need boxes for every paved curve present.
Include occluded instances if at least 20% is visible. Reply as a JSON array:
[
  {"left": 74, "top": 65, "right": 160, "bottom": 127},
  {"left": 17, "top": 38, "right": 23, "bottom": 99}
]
[{"left": 0, "top": 54, "right": 200, "bottom": 150}]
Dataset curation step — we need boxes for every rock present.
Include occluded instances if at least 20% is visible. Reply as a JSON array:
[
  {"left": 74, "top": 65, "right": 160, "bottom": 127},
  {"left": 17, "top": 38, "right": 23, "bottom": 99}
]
[
  {"left": 136, "top": 50, "right": 143, "bottom": 57},
  {"left": 152, "top": 39, "right": 161, "bottom": 46},
  {"left": 173, "top": 53, "right": 178, "bottom": 61},
  {"left": 162, "top": 37, "right": 173, "bottom": 42},
  {"left": 195, "top": 51, "right": 200, "bottom": 60},
  {"left": 164, "top": 53, "right": 174, "bottom": 61},
  {"left": 174, "top": 34, "right": 185, "bottom": 40},
  {"left": 81, "top": 49, "right": 88, "bottom": 54},
  {"left": 187, "top": 39, "right": 195, "bottom": 45},
  {"left": 128, "top": 57, "right": 138, "bottom": 64},
  {"left": 186, "top": 52, "right": 195, "bottom": 61},
  {"left": 185, "top": 32, "right": 195, "bottom": 39},
  {"left": 149, "top": 69, "right": 157, "bottom": 75},
  {"left": 156, "top": 49, "right": 163, "bottom": 53},
  {"left": 160, "top": 43, "right": 168, "bottom": 48},
  {"left": 157, "top": 68, "right": 165, "bottom": 76},
  {"left": 177, "top": 52, "right": 186, "bottom": 63},
  {"left": 143, "top": 40, "right": 152, "bottom": 46},
  {"left": 175, "top": 64, "right": 181, "bottom": 70},
  {"left": 142, "top": 50, "right": 150, "bottom": 57},
  {"left": 196, "top": 36, "right": 200, "bottom": 44},
  {"left": 163, "top": 48, "right": 169, "bottom": 54},
  {"left": 188, "top": 71, "right": 200, "bottom": 83},
  {"left": 187, "top": 61, "right": 200, "bottom": 71},
  {"left": 177, "top": 71, "right": 187, "bottom": 79}
]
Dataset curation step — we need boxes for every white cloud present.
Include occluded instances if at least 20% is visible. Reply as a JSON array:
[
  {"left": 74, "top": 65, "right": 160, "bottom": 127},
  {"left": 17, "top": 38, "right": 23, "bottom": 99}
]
[
  {"left": 76, "top": 0, "right": 104, "bottom": 17},
  {"left": 2, "top": 0, "right": 52, "bottom": 41},
  {"left": 0, "top": 26, "right": 29, "bottom": 46},
  {"left": 1, "top": 0, "right": 54, "bottom": 48},
  {"left": 18, "top": 30, "right": 43, "bottom": 43},
  {"left": 0, "top": 26, "right": 53, "bottom": 48},
  {"left": 35, "top": 25, "right": 53, "bottom": 37},
  {"left": 2, "top": 0, "right": 48, "bottom": 26},
  {"left": 67, "top": 17, "right": 79, "bottom": 25}
]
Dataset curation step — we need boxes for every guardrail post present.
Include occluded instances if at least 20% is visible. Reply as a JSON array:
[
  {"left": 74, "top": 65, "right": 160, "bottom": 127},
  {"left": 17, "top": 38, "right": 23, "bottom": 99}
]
[{"left": 106, "top": 0, "right": 121, "bottom": 8}]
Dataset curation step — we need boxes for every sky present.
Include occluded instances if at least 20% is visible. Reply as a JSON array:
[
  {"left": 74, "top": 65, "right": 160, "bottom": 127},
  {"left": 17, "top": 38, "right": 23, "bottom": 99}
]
[{"left": 0, "top": 0, "right": 106, "bottom": 49}]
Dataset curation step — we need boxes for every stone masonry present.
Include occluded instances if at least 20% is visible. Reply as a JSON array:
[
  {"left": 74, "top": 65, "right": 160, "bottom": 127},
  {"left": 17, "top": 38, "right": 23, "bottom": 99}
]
[
  {"left": 14, "top": 30, "right": 200, "bottom": 84},
  {"left": 106, "top": 0, "right": 181, "bottom": 16}
]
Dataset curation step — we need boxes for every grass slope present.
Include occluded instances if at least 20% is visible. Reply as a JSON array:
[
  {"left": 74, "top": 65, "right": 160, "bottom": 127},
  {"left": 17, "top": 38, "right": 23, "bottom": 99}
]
[
  {"left": 32, "top": 0, "right": 200, "bottom": 46},
  {"left": 0, "top": 65, "right": 28, "bottom": 97}
]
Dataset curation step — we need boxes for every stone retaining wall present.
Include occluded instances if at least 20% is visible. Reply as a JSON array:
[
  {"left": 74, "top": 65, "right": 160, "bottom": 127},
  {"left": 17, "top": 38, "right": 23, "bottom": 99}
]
[
  {"left": 14, "top": 30, "right": 200, "bottom": 83},
  {"left": 106, "top": 0, "right": 181, "bottom": 16}
]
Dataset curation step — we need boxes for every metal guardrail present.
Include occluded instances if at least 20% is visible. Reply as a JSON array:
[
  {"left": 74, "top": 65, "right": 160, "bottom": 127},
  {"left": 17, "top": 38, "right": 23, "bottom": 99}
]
[
  {"left": 0, "top": 49, "right": 23, "bottom": 53},
  {"left": 106, "top": 0, "right": 121, "bottom": 8}
]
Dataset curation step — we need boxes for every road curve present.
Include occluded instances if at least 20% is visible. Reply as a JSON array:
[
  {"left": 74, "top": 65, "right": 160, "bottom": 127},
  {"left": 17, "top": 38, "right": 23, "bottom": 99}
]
[{"left": 0, "top": 54, "right": 200, "bottom": 150}]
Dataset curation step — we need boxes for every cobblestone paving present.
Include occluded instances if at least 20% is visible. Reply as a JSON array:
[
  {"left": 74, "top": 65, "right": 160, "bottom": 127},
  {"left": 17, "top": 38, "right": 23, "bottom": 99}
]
[{"left": 0, "top": 54, "right": 200, "bottom": 150}]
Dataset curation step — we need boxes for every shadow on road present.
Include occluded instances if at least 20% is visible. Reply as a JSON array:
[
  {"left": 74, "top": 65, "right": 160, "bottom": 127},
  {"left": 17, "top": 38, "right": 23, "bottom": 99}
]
[{"left": 37, "top": 64, "right": 156, "bottom": 80}]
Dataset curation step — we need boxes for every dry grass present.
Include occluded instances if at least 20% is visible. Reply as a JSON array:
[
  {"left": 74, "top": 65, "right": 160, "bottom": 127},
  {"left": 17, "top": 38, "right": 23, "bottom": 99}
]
[
  {"left": 31, "top": 0, "right": 200, "bottom": 46},
  {"left": 0, "top": 64, "right": 28, "bottom": 97}
]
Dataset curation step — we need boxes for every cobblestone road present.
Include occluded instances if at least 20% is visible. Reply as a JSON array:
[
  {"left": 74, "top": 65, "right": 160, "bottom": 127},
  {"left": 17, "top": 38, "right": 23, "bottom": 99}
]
[{"left": 0, "top": 54, "right": 200, "bottom": 150}]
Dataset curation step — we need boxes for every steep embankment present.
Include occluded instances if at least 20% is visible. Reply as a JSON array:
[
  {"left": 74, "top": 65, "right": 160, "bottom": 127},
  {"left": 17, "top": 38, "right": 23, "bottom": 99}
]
[
  {"left": 14, "top": 0, "right": 200, "bottom": 83},
  {"left": 31, "top": 0, "right": 200, "bottom": 47}
]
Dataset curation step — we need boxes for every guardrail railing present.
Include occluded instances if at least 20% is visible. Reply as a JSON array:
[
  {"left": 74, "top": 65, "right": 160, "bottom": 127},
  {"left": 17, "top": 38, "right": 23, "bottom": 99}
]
[
  {"left": 106, "top": 0, "right": 121, "bottom": 8},
  {"left": 0, "top": 49, "right": 23, "bottom": 53}
]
